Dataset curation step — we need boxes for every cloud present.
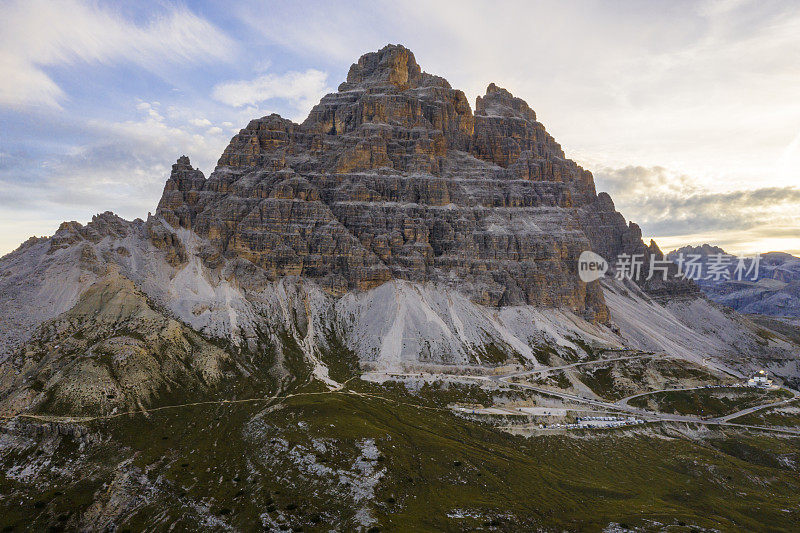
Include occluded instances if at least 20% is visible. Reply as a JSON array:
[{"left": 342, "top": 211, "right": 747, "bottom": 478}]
[
  {"left": 0, "top": 55, "right": 65, "bottom": 109},
  {"left": 0, "top": 0, "right": 236, "bottom": 108},
  {"left": 234, "top": 1, "right": 387, "bottom": 64},
  {"left": 656, "top": 225, "right": 800, "bottom": 257},
  {"left": 0, "top": 102, "right": 235, "bottom": 233},
  {"left": 212, "top": 69, "right": 331, "bottom": 121},
  {"left": 594, "top": 165, "right": 800, "bottom": 254},
  {"left": 594, "top": 165, "right": 701, "bottom": 199},
  {"left": 190, "top": 118, "right": 213, "bottom": 128}
]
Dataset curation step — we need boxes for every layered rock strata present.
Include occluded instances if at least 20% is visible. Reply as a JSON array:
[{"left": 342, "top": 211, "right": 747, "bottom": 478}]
[{"left": 156, "top": 44, "right": 687, "bottom": 320}]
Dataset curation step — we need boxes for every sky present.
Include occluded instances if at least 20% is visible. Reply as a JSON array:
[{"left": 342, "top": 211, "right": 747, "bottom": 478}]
[{"left": 1, "top": 0, "right": 798, "bottom": 257}]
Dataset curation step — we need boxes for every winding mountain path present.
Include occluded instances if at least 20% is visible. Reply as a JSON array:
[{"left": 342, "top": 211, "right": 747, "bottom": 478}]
[
  {"left": 484, "top": 369, "right": 800, "bottom": 435},
  {"left": 616, "top": 385, "right": 721, "bottom": 407},
  {"left": 712, "top": 387, "right": 800, "bottom": 422},
  {"left": 501, "top": 352, "right": 662, "bottom": 380},
  {"left": 2, "top": 359, "right": 799, "bottom": 438}
]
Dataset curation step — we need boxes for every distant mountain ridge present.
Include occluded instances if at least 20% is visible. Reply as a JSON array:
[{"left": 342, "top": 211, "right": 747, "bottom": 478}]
[{"left": 666, "top": 244, "right": 800, "bottom": 318}]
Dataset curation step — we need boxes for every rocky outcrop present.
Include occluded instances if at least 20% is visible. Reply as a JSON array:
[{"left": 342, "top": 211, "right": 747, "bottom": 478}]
[
  {"left": 155, "top": 156, "right": 209, "bottom": 230},
  {"left": 0, "top": 275, "right": 231, "bottom": 416},
  {"left": 154, "top": 44, "right": 685, "bottom": 320}
]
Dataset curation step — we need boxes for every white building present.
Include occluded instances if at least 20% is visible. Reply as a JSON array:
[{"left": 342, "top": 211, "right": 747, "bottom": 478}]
[{"left": 747, "top": 370, "right": 773, "bottom": 388}]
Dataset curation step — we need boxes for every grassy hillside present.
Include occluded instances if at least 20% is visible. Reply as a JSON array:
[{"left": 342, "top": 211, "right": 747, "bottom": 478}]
[
  {"left": 521, "top": 357, "right": 732, "bottom": 402},
  {"left": 628, "top": 387, "right": 792, "bottom": 418},
  {"left": 2, "top": 378, "right": 800, "bottom": 531},
  {"left": 2, "top": 281, "right": 800, "bottom": 531},
  {"left": 737, "top": 399, "right": 800, "bottom": 427}
]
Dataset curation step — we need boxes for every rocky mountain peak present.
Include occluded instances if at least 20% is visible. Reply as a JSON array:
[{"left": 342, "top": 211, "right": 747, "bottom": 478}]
[
  {"left": 157, "top": 156, "right": 208, "bottom": 229},
  {"left": 168, "top": 156, "right": 205, "bottom": 185},
  {"left": 48, "top": 212, "right": 136, "bottom": 254},
  {"left": 151, "top": 43, "right": 696, "bottom": 317},
  {"left": 668, "top": 244, "right": 728, "bottom": 258},
  {"left": 3, "top": 38, "right": 800, "bottom": 531},
  {"left": 476, "top": 83, "right": 537, "bottom": 122},
  {"left": 173, "top": 155, "right": 194, "bottom": 170},
  {"left": 339, "top": 44, "right": 425, "bottom": 91}
]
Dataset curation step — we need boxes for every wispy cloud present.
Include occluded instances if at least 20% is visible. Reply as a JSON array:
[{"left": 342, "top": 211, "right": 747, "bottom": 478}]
[
  {"left": 0, "top": 101, "right": 235, "bottom": 225},
  {"left": 0, "top": 0, "right": 236, "bottom": 108},
  {"left": 212, "top": 69, "right": 332, "bottom": 122},
  {"left": 594, "top": 165, "right": 800, "bottom": 254},
  {"left": 234, "top": 1, "right": 388, "bottom": 64}
]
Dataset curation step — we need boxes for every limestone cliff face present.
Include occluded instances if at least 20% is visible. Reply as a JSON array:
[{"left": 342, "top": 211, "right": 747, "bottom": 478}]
[{"left": 155, "top": 44, "right": 676, "bottom": 320}]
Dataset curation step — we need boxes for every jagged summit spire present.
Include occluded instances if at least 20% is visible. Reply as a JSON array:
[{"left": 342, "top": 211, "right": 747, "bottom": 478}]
[
  {"left": 158, "top": 155, "right": 206, "bottom": 229},
  {"left": 337, "top": 44, "right": 450, "bottom": 91},
  {"left": 476, "top": 83, "right": 537, "bottom": 122},
  {"left": 173, "top": 155, "right": 193, "bottom": 170},
  {"left": 339, "top": 44, "right": 420, "bottom": 90}
]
